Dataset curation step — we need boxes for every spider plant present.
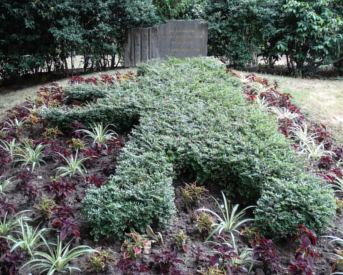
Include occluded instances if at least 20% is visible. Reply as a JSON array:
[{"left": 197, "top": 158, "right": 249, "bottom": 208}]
[
  {"left": 0, "top": 177, "right": 14, "bottom": 195},
  {"left": 0, "top": 139, "right": 18, "bottom": 158},
  {"left": 3, "top": 118, "right": 26, "bottom": 130},
  {"left": 197, "top": 192, "right": 254, "bottom": 242},
  {"left": 255, "top": 97, "right": 270, "bottom": 112},
  {"left": 299, "top": 141, "right": 334, "bottom": 161},
  {"left": 290, "top": 124, "right": 317, "bottom": 147},
  {"left": 22, "top": 237, "right": 96, "bottom": 275},
  {"left": 270, "top": 107, "right": 299, "bottom": 121},
  {"left": 324, "top": 232, "right": 343, "bottom": 274},
  {"left": 14, "top": 142, "right": 45, "bottom": 171},
  {"left": 231, "top": 238, "right": 253, "bottom": 270},
  {"left": 0, "top": 211, "right": 31, "bottom": 236},
  {"left": 332, "top": 176, "right": 343, "bottom": 195},
  {"left": 56, "top": 151, "right": 87, "bottom": 177},
  {"left": 7, "top": 216, "right": 47, "bottom": 256},
  {"left": 77, "top": 123, "right": 117, "bottom": 147}
]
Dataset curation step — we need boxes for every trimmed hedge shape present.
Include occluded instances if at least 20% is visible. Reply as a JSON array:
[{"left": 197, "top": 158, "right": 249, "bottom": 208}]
[{"left": 42, "top": 58, "right": 335, "bottom": 239}]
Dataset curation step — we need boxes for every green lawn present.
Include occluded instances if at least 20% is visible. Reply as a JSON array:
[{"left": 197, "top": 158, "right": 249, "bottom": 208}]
[{"left": 240, "top": 72, "right": 343, "bottom": 144}]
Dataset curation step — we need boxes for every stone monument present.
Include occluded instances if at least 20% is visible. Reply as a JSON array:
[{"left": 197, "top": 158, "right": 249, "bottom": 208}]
[{"left": 124, "top": 20, "right": 208, "bottom": 67}]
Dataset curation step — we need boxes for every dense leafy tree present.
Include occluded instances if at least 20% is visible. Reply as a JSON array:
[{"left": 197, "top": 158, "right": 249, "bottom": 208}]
[
  {"left": 153, "top": 0, "right": 205, "bottom": 20},
  {"left": 205, "top": 0, "right": 277, "bottom": 67},
  {"left": 330, "top": 0, "right": 343, "bottom": 71},
  {"left": 205, "top": 0, "right": 342, "bottom": 74},
  {"left": 0, "top": 0, "right": 341, "bottom": 79},
  {"left": 0, "top": 0, "right": 159, "bottom": 80},
  {"left": 266, "top": 0, "right": 343, "bottom": 75}
]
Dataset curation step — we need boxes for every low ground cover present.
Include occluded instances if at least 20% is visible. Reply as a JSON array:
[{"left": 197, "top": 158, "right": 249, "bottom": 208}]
[{"left": 0, "top": 58, "right": 342, "bottom": 274}]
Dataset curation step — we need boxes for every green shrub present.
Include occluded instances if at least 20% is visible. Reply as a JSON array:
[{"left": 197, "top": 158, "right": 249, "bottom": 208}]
[
  {"left": 0, "top": 0, "right": 159, "bottom": 80},
  {"left": 64, "top": 85, "right": 108, "bottom": 103},
  {"left": 43, "top": 57, "right": 335, "bottom": 239},
  {"left": 255, "top": 179, "right": 336, "bottom": 237},
  {"left": 83, "top": 144, "right": 176, "bottom": 239}
]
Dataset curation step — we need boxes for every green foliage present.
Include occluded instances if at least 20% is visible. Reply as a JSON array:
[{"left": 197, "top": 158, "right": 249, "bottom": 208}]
[
  {"left": 0, "top": 0, "right": 159, "bottom": 80},
  {"left": 0, "top": 177, "right": 14, "bottom": 196},
  {"left": 56, "top": 151, "right": 87, "bottom": 177},
  {"left": 205, "top": 0, "right": 277, "bottom": 67},
  {"left": 64, "top": 85, "right": 108, "bottom": 103},
  {"left": 153, "top": 0, "right": 205, "bottom": 19},
  {"left": 23, "top": 237, "right": 96, "bottom": 275},
  {"left": 205, "top": 0, "right": 343, "bottom": 74},
  {"left": 0, "top": 212, "right": 31, "bottom": 237},
  {"left": 197, "top": 192, "right": 254, "bottom": 241},
  {"left": 43, "top": 57, "right": 335, "bottom": 239},
  {"left": 14, "top": 142, "right": 45, "bottom": 172},
  {"left": 267, "top": 0, "right": 343, "bottom": 75},
  {"left": 255, "top": 180, "right": 336, "bottom": 237},
  {"left": 7, "top": 217, "right": 47, "bottom": 256},
  {"left": 0, "top": 139, "right": 18, "bottom": 159},
  {"left": 77, "top": 123, "right": 117, "bottom": 148}
]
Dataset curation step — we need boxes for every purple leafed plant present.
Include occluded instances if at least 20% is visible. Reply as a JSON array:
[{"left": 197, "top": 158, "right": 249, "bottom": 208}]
[
  {"left": 152, "top": 250, "right": 184, "bottom": 275},
  {"left": 288, "top": 225, "right": 318, "bottom": 275},
  {"left": 252, "top": 235, "right": 281, "bottom": 273},
  {"left": 50, "top": 205, "right": 80, "bottom": 240}
]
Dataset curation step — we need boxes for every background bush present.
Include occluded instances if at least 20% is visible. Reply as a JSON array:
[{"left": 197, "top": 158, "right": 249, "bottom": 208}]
[
  {"left": 44, "top": 58, "right": 336, "bottom": 239},
  {"left": 0, "top": 0, "right": 159, "bottom": 80},
  {"left": 1, "top": 0, "right": 341, "bottom": 79},
  {"left": 205, "top": 0, "right": 343, "bottom": 75}
]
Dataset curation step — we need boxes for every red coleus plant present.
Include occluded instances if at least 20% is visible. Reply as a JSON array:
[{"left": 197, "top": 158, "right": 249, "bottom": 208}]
[
  {"left": 0, "top": 199, "right": 16, "bottom": 217},
  {"left": 43, "top": 140, "right": 72, "bottom": 162},
  {"left": 71, "top": 120, "right": 86, "bottom": 133},
  {"left": 107, "top": 137, "right": 124, "bottom": 151},
  {"left": 15, "top": 170, "right": 35, "bottom": 184},
  {"left": 6, "top": 101, "right": 33, "bottom": 121},
  {"left": 85, "top": 77, "right": 98, "bottom": 85},
  {"left": 45, "top": 178, "right": 75, "bottom": 201},
  {"left": 69, "top": 75, "right": 99, "bottom": 85},
  {"left": 288, "top": 225, "right": 318, "bottom": 275},
  {"left": 35, "top": 84, "right": 64, "bottom": 107},
  {"left": 317, "top": 167, "right": 343, "bottom": 183},
  {"left": 121, "top": 232, "right": 153, "bottom": 260},
  {"left": 100, "top": 74, "right": 115, "bottom": 84},
  {"left": 3, "top": 249, "right": 27, "bottom": 275},
  {"left": 278, "top": 118, "right": 295, "bottom": 138},
  {"left": 20, "top": 183, "right": 39, "bottom": 200},
  {"left": 333, "top": 146, "right": 343, "bottom": 162},
  {"left": 252, "top": 234, "right": 281, "bottom": 273},
  {"left": 117, "top": 258, "right": 150, "bottom": 274},
  {"left": 152, "top": 250, "right": 184, "bottom": 275},
  {"left": 50, "top": 205, "right": 80, "bottom": 241},
  {"left": 208, "top": 236, "right": 246, "bottom": 274},
  {"left": 85, "top": 175, "right": 106, "bottom": 188},
  {"left": 312, "top": 124, "right": 333, "bottom": 150},
  {"left": 81, "top": 147, "right": 101, "bottom": 160},
  {"left": 245, "top": 74, "right": 269, "bottom": 86},
  {"left": 0, "top": 150, "right": 11, "bottom": 173},
  {"left": 69, "top": 76, "right": 85, "bottom": 84},
  {"left": 318, "top": 155, "right": 335, "bottom": 170}
]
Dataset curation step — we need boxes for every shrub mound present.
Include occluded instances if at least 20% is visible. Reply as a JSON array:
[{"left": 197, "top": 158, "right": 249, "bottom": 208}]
[{"left": 43, "top": 58, "right": 335, "bottom": 239}]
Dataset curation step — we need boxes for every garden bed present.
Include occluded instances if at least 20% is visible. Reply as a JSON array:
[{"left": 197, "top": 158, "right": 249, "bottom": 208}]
[{"left": 0, "top": 58, "right": 342, "bottom": 274}]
